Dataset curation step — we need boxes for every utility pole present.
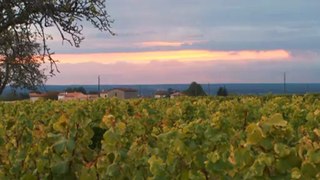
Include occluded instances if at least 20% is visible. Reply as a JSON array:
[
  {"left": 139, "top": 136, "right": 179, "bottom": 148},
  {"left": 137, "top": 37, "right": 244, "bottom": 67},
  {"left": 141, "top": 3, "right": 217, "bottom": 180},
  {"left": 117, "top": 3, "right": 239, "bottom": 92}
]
[
  {"left": 98, "top": 75, "right": 101, "bottom": 97},
  {"left": 208, "top": 83, "right": 211, "bottom": 96},
  {"left": 283, "top": 72, "right": 287, "bottom": 94}
]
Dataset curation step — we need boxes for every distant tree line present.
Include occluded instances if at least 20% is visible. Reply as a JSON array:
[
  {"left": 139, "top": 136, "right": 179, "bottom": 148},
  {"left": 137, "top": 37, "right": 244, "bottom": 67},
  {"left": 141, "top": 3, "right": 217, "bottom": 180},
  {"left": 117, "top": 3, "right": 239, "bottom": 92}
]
[
  {"left": 183, "top": 82, "right": 229, "bottom": 97},
  {"left": 0, "top": 92, "right": 29, "bottom": 101},
  {"left": 65, "top": 87, "right": 87, "bottom": 94},
  {"left": 184, "top": 82, "right": 207, "bottom": 96},
  {"left": 217, "top": 86, "right": 228, "bottom": 96}
]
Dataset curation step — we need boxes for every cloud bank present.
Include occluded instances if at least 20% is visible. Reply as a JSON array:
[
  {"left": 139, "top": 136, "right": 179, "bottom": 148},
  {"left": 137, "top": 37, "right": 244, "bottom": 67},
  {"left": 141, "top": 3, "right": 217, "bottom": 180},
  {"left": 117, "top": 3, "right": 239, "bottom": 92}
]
[{"left": 44, "top": 0, "right": 320, "bottom": 84}]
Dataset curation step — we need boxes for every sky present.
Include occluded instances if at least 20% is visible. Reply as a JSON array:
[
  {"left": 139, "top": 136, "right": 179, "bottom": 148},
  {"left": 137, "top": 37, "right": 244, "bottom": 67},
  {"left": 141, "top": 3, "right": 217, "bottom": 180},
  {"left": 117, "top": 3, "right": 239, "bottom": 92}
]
[{"left": 46, "top": 0, "right": 320, "bottom": 85}]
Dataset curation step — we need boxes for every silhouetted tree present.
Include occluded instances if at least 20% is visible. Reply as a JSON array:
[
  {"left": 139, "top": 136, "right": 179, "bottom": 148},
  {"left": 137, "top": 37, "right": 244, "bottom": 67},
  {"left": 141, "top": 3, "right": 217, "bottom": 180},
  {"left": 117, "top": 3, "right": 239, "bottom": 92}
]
[
  {"left": 0, "top": 30, "right": 46, "bottom": 95},
  {"left": 0, "top": 0, "right": 114, "bottom": 95},
  {"left": 184, "top": 82, "right": 207, "bottom": 96},
  {"left": 0, "top": 91, "right": 29, "bottom": 101},
  {"left": 217, "top": 86, "right": 228, "bottom": 96},
  {"left": 88, "top": 91, "right": 99, "bottom": 95},
  {"left": 65, "top": 87, "right": 87, "bottom": 94}
]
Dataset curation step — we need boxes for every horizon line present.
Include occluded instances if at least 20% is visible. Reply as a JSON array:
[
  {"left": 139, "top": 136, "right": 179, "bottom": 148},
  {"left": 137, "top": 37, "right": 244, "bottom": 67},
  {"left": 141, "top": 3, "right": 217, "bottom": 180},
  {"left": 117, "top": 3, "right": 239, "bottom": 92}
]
[{"left": 43, "top": 82, "right": 320, "bottom": 86}]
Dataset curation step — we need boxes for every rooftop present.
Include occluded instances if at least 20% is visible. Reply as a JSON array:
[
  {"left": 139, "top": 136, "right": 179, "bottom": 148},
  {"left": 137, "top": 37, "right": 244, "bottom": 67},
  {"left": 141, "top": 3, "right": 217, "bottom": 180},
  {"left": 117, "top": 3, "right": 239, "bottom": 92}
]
[
  {"left": 102, "top": 88, "right": 138, "bottom": 93},
  {"left": 29, "top": 92, "right": 47, "bottom": 98},
  {"left": 155, "top": 90, "right": 169, "bottom": 96}
]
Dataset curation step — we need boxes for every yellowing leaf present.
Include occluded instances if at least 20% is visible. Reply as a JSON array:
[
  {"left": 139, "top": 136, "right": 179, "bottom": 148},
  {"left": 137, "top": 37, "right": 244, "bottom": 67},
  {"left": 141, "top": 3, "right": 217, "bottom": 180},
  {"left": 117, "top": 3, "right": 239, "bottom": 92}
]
[
  {"left": 33, "top": 124, "right": 46, "bottom": 138},
  {"left": 314, "top": 128, "right": 320, "bottom": 138},
  {"left": 246, "top": 123, "right": 265, "bottom": 145},
  {"left": 53, "top": 114, "right": 68, "bottom": 132},
  {"left": 291, "top": 168, "right": 301, "bottom": 179},
  {"left": 148, "top": 155, "right": 164, "bottom": 175},
  {"left": 116, "top": 122, "right": 126, "bottom": 135},
  {"left": 102, "top": 114, "right": 115, "bottom": 128},
  {"left": 265, "top": 113, "right": 287, "bottom": 127},
  {"left": 274, "top": 143, "right": 291, "bottom": 157},
  {"left": 207, "top": 151, "right": 220, "bottom": 164},
  {"left": 306, "top": 112, "right": 314, "bottom": 122}
]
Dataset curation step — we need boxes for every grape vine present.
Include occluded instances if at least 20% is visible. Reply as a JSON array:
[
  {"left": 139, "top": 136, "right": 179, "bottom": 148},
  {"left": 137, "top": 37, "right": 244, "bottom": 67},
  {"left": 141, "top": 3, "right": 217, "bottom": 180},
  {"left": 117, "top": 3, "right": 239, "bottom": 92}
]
[{"left": 0, "top": 94, "right": 320, "bottom": 179}]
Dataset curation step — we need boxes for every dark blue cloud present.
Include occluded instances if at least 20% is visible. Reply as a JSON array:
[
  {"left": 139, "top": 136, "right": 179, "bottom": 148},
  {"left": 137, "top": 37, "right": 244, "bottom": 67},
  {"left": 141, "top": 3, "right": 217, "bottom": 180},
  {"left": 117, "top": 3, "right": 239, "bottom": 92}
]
[
  {"left": 47, "top": 0, "right": 320, "bottom": 53},
  {"left": 44, "top": 0, "right": 320, "bottom": 84}
]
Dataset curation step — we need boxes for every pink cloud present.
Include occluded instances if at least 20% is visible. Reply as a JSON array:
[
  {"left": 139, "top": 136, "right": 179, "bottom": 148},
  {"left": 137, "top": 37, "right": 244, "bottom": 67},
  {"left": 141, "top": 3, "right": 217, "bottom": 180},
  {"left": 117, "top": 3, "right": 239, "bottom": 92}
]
[
  {"left": 52, "top": 49, "right": 291, "bottom": 64},
  {"left": 46, "top": 57, "right": 317, "bottom": 85}
]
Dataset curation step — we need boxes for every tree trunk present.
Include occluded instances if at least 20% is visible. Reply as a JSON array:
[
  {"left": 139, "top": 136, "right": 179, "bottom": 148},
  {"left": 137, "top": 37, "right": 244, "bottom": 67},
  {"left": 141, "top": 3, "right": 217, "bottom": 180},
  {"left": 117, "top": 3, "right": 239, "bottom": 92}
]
[
  {"left": 0, "top": 62, "right": 11, "bottom": 96},
  {"left": 0, "top": 83, "right": 5, "bottom": 95}
]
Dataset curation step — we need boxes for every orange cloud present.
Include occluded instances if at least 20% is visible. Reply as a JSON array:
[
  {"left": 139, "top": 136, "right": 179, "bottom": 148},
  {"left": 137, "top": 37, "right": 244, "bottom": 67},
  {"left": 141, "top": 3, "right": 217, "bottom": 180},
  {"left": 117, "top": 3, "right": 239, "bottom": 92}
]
[{"left": 53, "top": 49, "right": 291, "bottom": 64}]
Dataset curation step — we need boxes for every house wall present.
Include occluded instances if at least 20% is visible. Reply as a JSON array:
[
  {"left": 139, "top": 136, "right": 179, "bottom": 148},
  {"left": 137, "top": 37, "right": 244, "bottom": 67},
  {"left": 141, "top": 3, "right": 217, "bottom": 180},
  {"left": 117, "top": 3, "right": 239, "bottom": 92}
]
[
  {"left": 124, "top": 91, "right": 138, "bottom": 99},
  {"left": 58, "top": 95, "right": 65, "bottom": 100},
  {"left": 107, "top": 89, "right": 125, "bottom": 99},
  {"left": 155, "top": 95, "right": 161, "bottom": 98},
  {"left": 155, "top": 95, "right": 167, "bottom": 98},
  {"left": 58, "top": 93, "right": 88, "bottom": 101},
  {"left": 104, "top": 90, "right": 138, "bottom": 99},
  {"left": 100, "top": 93, "right": 109, "bottom": 98},
  {"left": 30, "top": 97, "right": 41, "bottom": 102}
]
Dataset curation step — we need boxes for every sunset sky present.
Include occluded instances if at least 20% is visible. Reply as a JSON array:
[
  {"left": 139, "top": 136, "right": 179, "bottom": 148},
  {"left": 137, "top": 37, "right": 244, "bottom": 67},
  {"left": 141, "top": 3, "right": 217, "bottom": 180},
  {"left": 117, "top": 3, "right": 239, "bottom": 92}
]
[{"left": 47, "top": 0, "right": 320, "bottom": 84}]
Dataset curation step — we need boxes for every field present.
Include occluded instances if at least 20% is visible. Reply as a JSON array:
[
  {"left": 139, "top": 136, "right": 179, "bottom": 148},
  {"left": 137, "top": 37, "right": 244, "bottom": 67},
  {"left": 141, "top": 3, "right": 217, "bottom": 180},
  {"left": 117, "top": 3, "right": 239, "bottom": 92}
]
[{"left": 1, "top": 95, "right": 320, "bottom": 179}]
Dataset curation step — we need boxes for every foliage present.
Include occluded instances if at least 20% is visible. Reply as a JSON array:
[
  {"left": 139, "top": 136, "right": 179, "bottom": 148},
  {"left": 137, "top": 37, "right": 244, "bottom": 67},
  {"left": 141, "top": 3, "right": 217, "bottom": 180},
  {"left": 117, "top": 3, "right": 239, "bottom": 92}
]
[
  {"left": 65, "top": 86, "right": 87, "bottom": 94},
  {"left": 0, "top": 91, "right": 29, "bottom": 101},
  {"left": 0, "top": 30, "right": 47, "bottom": 95},
  {"left": 184, "top": 82, "right": 207, "bottom": 96},
  {"left": 88, "top": 91, "right": 99, "bottom": 95},
  {"left": 1, "top": 94, "right": 320, "bottom": 179},
  {"left": 0, "top": 0, "right": 114, "bottom": 95},
  {"left": 217, "top": 86, "right": 228, "bottom": 96}
]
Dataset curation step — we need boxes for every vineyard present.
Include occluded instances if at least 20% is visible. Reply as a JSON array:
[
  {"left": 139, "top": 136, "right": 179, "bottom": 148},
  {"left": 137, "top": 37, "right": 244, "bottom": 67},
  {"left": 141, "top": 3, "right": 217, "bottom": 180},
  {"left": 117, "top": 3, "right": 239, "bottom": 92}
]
[{"left": 1, "top": 95, "right": 320, "bottom": 179}]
